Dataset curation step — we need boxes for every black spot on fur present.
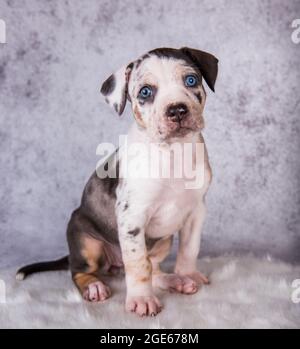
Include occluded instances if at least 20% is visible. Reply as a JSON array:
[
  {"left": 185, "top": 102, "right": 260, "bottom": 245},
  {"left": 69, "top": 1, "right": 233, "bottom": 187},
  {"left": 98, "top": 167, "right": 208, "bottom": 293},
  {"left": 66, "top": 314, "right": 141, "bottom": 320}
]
[
  {"left": 101, "top": 159, "right": 119, "bottom": 198},
  {"left": 127, "top": 62, "right": 134, "bottom": 70},
  {"left": 128, "top": 228, "right": 140, "bottom": 237},
  {"left": 101, "top": 74, "right": 115, "bottom": 96},
  {"left": 123, "top": 202, "right": 129, "bottom": 211}
]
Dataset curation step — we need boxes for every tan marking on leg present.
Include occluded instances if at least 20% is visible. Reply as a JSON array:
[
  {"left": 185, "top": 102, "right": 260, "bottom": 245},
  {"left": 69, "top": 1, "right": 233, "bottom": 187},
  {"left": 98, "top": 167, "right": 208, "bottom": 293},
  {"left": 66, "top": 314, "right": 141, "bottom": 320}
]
[
  {"left": 73, "top": 273, "right": 100, "bottom": 293},
  {"left": 124, "top": 255, "right": 152, "bottom": 283},
  {"left": 80, "top": 233, "right": 104, "bottom": 272},
  {"left": 73, "top": 234, "right": 105, "bottom": 295},
  {"left": 74, "top": 273, "right": 111, "bottom": 302},
  {"left": 138, "top": 276, "right": 151, "bottom": 283}
]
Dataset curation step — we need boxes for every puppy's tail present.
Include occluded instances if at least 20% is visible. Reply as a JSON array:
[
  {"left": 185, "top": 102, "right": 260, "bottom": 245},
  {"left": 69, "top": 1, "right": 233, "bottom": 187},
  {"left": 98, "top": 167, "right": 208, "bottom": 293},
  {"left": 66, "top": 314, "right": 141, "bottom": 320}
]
[{"left": 16, "top": 255, "right": 69, "bottom": 281}]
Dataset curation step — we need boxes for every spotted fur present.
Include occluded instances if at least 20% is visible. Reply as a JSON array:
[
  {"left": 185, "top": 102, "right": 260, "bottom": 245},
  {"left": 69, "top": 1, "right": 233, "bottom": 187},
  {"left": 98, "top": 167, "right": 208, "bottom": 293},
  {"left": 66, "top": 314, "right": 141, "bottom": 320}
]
[{"left": 17, "top": 47, "right": 218, "bottom": 317}]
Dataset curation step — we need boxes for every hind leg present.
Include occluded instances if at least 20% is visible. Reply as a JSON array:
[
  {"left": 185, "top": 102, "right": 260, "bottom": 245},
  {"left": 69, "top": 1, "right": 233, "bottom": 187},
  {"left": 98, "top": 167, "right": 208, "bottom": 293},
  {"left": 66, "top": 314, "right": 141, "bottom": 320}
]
[
  {"left": 67, "top": 226, "right": 111, "bottom": 303},
  {"left": 74, "top": 273, "right": 111, "bottom": 302}
]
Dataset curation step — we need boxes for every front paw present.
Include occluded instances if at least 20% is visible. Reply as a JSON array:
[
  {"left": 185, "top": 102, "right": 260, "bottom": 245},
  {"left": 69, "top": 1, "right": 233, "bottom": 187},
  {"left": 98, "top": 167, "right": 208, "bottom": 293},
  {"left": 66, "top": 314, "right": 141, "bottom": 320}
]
[
  {"left": 126, "top": 295, "right": 163, "bottom": 317},
  {"left": 153, "top": 273, "right": 199, "bottom": 294},
  {"left": 186, "top": 271, "right": 210, "bottom": 285}
]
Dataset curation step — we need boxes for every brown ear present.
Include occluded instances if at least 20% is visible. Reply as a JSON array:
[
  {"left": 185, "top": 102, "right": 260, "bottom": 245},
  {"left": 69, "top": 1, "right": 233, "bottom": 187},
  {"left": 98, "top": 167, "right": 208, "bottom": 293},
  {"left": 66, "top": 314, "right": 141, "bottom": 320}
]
[{"left": 180, "top": 47, "right": 219, "bottom": 92}]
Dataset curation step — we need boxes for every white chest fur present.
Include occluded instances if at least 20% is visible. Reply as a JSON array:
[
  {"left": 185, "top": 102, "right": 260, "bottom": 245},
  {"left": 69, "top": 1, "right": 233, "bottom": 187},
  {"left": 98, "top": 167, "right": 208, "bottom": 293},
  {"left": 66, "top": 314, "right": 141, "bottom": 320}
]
[{"left": 117, "top": 124, "right": 212, "bottom": 239}]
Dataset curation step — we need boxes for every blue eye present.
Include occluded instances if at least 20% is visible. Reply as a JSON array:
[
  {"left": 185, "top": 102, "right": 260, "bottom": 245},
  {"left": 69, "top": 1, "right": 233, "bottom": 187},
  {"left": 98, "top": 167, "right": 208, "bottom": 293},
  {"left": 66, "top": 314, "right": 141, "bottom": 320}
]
[
  {"left": 185, "top": 75, "right": 198, "bottom": 87},
  {"left": 138, "top": 86, "right": 153, "bottom": 99}
]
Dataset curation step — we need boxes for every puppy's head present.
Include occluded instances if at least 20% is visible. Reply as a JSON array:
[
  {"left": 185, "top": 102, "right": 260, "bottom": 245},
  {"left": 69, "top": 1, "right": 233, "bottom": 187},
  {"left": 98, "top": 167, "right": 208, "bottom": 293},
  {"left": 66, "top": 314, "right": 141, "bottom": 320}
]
[{"left": 101, "top": 47, "right": 218, "bottom": 140}]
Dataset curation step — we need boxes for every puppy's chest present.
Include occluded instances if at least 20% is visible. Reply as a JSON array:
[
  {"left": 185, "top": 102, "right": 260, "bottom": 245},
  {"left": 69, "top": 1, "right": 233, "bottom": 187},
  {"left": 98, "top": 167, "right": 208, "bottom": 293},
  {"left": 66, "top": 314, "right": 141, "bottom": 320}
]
[{"left": 145, "top": 180, "right": 203, "bottom": 238}]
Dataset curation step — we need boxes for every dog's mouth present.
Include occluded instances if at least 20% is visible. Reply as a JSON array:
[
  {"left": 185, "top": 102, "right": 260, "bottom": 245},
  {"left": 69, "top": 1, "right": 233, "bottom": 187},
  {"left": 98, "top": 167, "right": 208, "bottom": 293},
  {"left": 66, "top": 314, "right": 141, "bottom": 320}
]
[
  {"left": 173, "top": 118, "right": 198, "bottom": 131},
  {"left": 165, "top": 122, "right": 195, "bottom": 138},
  {"left": 156, "top": 112, "right": 202, "bottom": 139}
]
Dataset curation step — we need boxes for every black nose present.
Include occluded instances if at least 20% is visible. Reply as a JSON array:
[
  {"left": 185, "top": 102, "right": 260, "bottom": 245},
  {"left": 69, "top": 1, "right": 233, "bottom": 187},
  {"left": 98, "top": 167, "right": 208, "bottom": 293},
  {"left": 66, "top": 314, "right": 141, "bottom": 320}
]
[{"left": 166, "top": 103, "right": 189, "bottom": 121}]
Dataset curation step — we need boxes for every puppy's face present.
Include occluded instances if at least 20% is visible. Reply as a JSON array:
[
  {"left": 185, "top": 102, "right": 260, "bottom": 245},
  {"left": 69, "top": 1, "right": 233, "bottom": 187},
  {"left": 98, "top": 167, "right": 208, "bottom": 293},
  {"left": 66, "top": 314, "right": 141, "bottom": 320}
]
[
  {"left": 101, "top": 47, "right": 218, "bottom": 141},
  {"left": 128, "top": 55, "right": 206, "bottom": 140}
]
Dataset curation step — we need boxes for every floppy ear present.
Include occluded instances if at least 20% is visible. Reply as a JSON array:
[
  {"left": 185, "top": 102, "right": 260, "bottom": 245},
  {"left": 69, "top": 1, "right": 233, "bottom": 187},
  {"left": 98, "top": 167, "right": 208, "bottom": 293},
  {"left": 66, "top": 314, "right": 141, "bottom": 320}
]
[
  {"left": 180, "top": 47, "right": 218, "bottom": 92},
  {"left": 100, "top": 63, "right": 133, "bottom": 115}
]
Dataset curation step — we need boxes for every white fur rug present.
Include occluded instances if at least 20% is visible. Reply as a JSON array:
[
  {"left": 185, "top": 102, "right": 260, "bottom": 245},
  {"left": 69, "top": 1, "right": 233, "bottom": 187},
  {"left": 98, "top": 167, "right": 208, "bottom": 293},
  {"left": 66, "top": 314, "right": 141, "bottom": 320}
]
[{"left": 1, "top": 255, "right": 299, "bottom": 329}]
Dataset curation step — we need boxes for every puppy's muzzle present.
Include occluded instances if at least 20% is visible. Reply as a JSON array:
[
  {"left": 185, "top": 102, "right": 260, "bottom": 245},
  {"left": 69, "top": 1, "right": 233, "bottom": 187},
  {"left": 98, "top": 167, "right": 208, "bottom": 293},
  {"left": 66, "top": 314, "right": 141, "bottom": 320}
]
[{"left": 165, "top": 103, "right": 189, "bottom": 123}]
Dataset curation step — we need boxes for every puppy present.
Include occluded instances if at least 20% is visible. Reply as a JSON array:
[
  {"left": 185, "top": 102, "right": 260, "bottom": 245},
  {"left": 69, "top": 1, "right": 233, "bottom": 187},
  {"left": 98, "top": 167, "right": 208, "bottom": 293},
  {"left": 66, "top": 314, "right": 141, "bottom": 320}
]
[{"left": 17, "top": 47, "right": 218, "bottom": 317}]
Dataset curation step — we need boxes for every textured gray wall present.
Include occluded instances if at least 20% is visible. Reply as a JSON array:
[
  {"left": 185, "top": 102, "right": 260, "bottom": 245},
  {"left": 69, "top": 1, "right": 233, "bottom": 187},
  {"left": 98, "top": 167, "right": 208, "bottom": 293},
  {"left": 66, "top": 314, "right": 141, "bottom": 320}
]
[{"left": 0, "top": 0, "right": 299, "bottom": 267}]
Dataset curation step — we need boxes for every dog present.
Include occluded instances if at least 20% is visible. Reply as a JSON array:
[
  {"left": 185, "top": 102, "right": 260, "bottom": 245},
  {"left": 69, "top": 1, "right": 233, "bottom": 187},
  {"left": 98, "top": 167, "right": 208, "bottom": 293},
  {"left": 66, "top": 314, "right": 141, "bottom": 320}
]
[{"left": 16, "top": 47, "right": 218, "bottom": 317}]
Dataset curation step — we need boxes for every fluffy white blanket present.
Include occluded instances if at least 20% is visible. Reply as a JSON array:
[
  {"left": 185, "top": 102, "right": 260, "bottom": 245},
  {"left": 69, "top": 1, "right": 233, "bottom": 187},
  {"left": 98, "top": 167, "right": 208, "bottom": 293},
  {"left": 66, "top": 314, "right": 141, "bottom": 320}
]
[{"left": 1, "top": 255, "right": 299, "bottom": 328}]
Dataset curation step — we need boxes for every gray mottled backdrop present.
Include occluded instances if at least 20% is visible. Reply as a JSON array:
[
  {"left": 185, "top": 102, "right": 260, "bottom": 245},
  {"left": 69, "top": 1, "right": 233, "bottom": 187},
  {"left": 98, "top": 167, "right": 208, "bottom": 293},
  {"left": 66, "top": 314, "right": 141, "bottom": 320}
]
[{"left": 0, "top": 0, "right": 299, "bottom": 267}]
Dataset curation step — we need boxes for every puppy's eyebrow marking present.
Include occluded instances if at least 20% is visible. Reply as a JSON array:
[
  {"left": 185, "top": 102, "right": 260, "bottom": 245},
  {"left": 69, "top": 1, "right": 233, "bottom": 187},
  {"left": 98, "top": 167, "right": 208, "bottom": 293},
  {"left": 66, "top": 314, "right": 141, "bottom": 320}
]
[
  {"left": 127, "top": 228, "right": 140, "bottom": 236},
  {"left": 101, "top": 74, "right": 115, "bottom": 95},
  {"left": 135, "top": 54, "right": 150, "bottom": 69}
]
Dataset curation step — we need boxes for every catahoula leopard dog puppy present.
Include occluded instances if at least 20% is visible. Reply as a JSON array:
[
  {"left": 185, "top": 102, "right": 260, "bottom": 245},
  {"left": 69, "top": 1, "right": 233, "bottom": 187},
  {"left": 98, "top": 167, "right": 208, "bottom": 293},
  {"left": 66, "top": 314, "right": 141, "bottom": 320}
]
[{"left": 17, "top": 47, "right": 218, "bottom": 317}]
